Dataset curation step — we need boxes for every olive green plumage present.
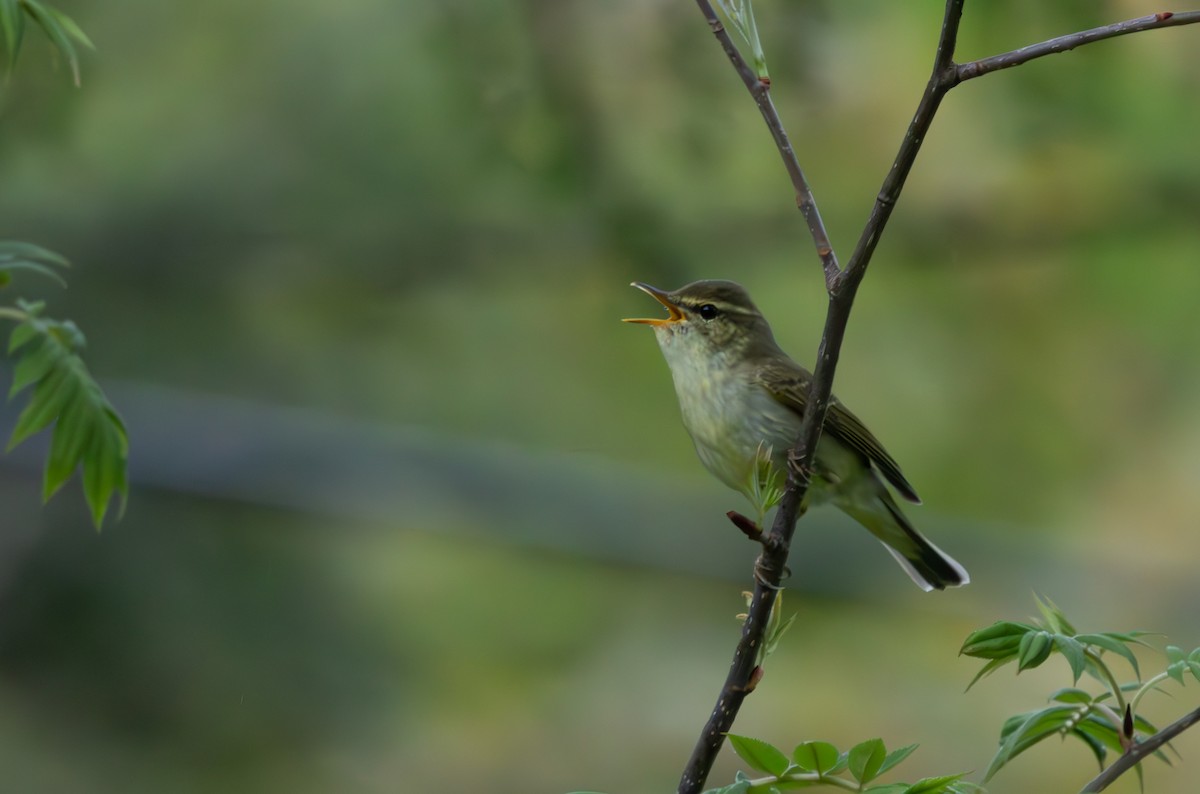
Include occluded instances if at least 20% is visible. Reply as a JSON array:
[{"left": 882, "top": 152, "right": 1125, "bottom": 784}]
[{"left": 625, "top": 279, "right": 967, "bottom": 591}]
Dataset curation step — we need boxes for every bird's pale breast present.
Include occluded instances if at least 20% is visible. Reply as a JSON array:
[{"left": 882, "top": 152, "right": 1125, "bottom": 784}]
[{"left": 660, "top": 339, "right": 797, "bottom": 497}]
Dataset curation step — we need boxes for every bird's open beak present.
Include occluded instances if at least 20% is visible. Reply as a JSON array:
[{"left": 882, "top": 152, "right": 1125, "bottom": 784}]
[{"left": 622, "top": 282, "right": 684, "bottom": 326}]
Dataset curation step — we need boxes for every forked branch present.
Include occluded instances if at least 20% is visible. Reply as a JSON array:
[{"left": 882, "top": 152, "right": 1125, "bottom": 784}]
[{"left": 678, "top": 3, "right": 1200, "bottom": 793}]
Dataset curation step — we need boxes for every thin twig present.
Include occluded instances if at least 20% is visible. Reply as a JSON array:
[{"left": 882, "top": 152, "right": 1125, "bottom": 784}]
[
  {"left": 1080, "top": 705, "right": 1200, "bottom": 793},
  {"left": 692, "top": 0, "right": 840, "bottom": 286},
  {"left": 958, "top": 11, "right": 1200, "bottom": 83}
]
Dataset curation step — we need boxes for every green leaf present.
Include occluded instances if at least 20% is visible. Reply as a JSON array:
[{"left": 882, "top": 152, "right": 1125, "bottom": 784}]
[
  {"left": 22, "top": 0, "right": 80, "bottom": 85},
  {"left": 703, "top": 782, "right": 751, "bottom": 794},
  {"left": 1033, "top": 594, "right": 1076, "bottom": 635},
  {"left": 1076, "top": 633, "right": 1141, "bottom": 679},
  {"left": 713, "top": 0, "right": 769, "bottom": 79},
  {"left": 960, "top": 621, "right": 1035, "bottom": 659},
  {"left": 0, "top": 0, "right": 24, "bottom": 69},
  {"left": 5, "top": 314, "right": 128, "bottom": 527},
  {"left": 1017, "top": 630, "right": 1053, "bottom": 671},
  {"left": 903, "top": 773, "right": 968, "bottom": 793},
  {"left": 44, "top": 5, "right": 93, "bottom": 50},
  {"left": 1049, "top": 687, "right": 1094, "bottom": 704},
  {"left": 848, "top": 739, "right": 886, "bottom": 784},
  {"left": 44, "top": 396, "right": 93, "bottom": 499},
  {"left": 791, "top": 741, "right": 839, "bottom": 775},
  {"left": 985, "top": 705, "right": 1077, "bottom": 780},
  {"left": 1188, "top": 661, "right": 1200, "bottom": 684},
  {"left": 1131, "top": 713, "right": 1163, "bottom": 741},
  {"left": 1070, "top": 726, "right": 1108, "bottom": 770},
  {"left": 0, "top": 239, "right": 70, "bottom": 267},
  {"left": 1052, "top": 634, "right": 1087, "bottom": 682},
  {"left": 726, "top": 734, "right": 790, "bottom": 777},
  {"left": 1074, "top": 714, "right": 1124, "bottom": 755},
  {"left": 864, "top": 786, "right": 909, "bottom": 794},
  {"left": 756, "top": 589, "right": 796, "bottom": 666},
  {"left": 8, "top": 356, "right": 76, "bottom": 447},
  {"left": 8, "top": 335, "right": 63, "bottom": 396},
  {"left": 0, "top": 259, "right": 67, "bottom": 287},
  {"left": 965, "top": 656, "right": 1014, "bottom": 691},
  {"left": 825, "top": 749, "right": 849, "bottom": 776},
  {"left": 7, "top": 319, "right": 37, "bottom": 353},
  {"left": 878, "top": 744, "right": 918, "bottom": 776},
  {"left": 0, "top": 240, "right": 70, "bottom": 287},
  {"left": 82, "top": 405, "right": 129, "bottom": 526}
]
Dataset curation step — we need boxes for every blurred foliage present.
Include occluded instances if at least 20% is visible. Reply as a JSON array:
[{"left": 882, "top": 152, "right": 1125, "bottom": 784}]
[
  {"left": 707, "top": 735, "right": 979, "bottom": 793},
  {"left": 5, "top": 292, "right": 128, "bottom": 526},
  {"left": 0, "top": 0, "right": 93, "bottom": 84},
  {"left": 0, "top": 2, "right": 126, "bottom": 528},
  {"left": 962, "top": 597, "right": 1200, "bottom": 789},
  {"left": 0, "top": 0, "right": 1197, "bottom": 792}
]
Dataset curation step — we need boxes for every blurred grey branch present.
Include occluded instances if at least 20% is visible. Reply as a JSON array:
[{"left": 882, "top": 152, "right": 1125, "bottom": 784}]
[
  {"left": 679, "top": 2, "right": 1200, "bottom": 793},
  {"left": 0, "top": 382, "right": 730, "bottom": 573},
  {"left": 0, "top": 382, "right": 1029, "bottom": 592}
]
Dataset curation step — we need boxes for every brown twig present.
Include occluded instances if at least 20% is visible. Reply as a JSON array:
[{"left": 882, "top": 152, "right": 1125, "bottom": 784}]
[
  {"left": 678, "top": 3, "right": 1200, "bottom": 793},
  {"left": 1081, "top": 705, "right": 1200, "bottom": 793},
  {"left": 725, "top": 510, "right": 762, "bottom": 541}
]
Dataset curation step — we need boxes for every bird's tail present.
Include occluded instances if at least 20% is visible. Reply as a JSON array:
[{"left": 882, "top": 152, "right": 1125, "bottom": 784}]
[{"left": 841, "top": 489, "right": 969, "bottom": 592}]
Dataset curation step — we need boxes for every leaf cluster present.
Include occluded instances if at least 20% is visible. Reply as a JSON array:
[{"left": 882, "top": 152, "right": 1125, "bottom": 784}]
[
  {"left": 0, "top": 0, "right": 93, "bottom": 85},
  {"left": 961, "top": 596, "right": 1200, "bottom": 784},
  {"left": 960, "top": 597, "right": 1148, "bottom": 690},
  {"left": 707, "top": 735, "right": 980, "bottom": 794},
  {"left": 1, "top": 245, "right": 127, "bottom": 527}
]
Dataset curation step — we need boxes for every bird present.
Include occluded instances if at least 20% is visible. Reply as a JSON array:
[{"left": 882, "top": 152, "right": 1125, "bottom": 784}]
[{"left": 624, "top": 279, "right": 968, "bottom": 591}]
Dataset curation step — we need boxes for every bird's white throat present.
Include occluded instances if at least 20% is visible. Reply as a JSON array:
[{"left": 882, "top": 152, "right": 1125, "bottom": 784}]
[{"left": 652, "top": 325, "right": 799, "bottom": 497}]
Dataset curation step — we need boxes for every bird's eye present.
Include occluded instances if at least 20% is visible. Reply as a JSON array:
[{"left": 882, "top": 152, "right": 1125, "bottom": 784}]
[{"left": 698, "top": 304, "right": 719, "bottom": 320}]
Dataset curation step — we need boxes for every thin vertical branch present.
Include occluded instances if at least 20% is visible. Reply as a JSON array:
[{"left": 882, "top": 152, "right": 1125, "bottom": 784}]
[{"left": 677, "top": 4, "right": 966, "bottom": 792}]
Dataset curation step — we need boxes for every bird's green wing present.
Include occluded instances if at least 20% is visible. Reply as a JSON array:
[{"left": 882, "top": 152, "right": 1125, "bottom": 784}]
[{"left": 756, "top": 361, "right": 921, "bottom": 504}]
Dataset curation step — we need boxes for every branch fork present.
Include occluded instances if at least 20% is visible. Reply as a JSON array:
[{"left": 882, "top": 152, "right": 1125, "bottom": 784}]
[{"left": 678, "top": 3, "right": 1200, "bottom": 793}]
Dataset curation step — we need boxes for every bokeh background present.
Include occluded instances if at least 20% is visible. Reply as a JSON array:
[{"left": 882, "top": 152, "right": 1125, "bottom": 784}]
[{"left": 0, "top": 1, "right": 1198, "bottom": 792}]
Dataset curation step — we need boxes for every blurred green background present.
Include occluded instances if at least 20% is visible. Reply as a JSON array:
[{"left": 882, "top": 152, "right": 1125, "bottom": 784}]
[{"left": 0, "top": 1, "right": 1198, "bottom": 792}]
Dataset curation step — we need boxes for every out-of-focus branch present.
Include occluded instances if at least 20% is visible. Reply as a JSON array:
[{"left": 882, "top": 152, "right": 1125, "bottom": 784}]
[
  {"left": 958, "top": 11, "right": 1200, "bottom": 83},
  {"left": 1080, "top": 705, "right": 1200, "bottom": 793}
]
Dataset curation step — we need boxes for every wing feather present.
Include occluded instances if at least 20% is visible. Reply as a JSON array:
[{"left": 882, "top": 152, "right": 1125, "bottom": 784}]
[{"left": 756, "top": 362, "right": 921, "bottom": 503}]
